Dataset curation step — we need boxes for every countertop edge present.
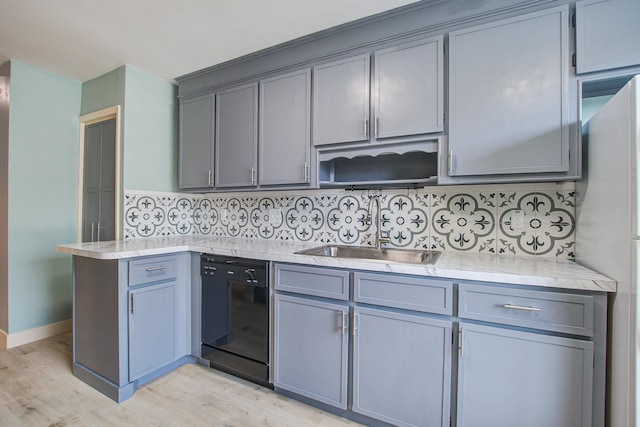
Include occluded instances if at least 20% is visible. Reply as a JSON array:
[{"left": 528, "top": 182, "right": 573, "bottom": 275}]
[{"left": 56, "top": 239, "right": 617, "bottom": 293}]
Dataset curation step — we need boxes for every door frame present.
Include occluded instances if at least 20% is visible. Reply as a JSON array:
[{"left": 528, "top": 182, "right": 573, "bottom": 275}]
[{"left": 77, "top": 105, "right": 122, "bottom": 242}]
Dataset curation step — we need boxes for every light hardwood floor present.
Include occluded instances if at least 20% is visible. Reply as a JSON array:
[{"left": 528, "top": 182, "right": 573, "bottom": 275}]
[{"left": 0, "top": 333, "right": 362, "bottom": 426}]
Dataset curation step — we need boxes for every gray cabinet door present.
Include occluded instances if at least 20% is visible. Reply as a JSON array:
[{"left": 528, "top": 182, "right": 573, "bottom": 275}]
[
  {"left": 576, "top": 0, "right": 640, "bottom": 74},
  {"left": 274, "top": 294, "right": 349, "bottom": 409},
  {"left": 352, "top": 306, "right": 452, "bottom": 427},
  {"left": 215, "top": 83, "right": 258, "bottom": 188},
  {"left": 259, "top": 69, "right": 311, "bottom": 186},
  {"left": 179, "top": 94, "right": 214, "bottom": 189},
  {"left": 457, "top": 322, "right": 593, "bottom": 427},
  {"left": 313, "top": 54, "right": 370, "bottom": 146},
  {"left": 448, "top": 6, "right": 570, "bottom": 176},
  {"left": 128, "top": 281, "right": 176, "bottom": 381},
  {"left": 373, "top": 36, "right": 443, "bottom": 139}
]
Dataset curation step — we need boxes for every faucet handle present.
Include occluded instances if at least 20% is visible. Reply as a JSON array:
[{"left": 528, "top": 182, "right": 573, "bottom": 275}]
[{"left": 378, "top": 233, "right": 391, "bottom": 246}]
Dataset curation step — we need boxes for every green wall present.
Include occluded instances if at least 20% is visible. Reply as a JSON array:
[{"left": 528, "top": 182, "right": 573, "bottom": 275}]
[
  {"left": 1, "top": 62, "right": 177, "bottom": 336},
  {"left": 82, "top": 65, "right": 178, "bottom": 192},
  {"left": 8, "top": 61, "right": 81, "bottom": 333},
  {"left": 81, "top": 66, "right": 126, "bottom": 116},
  {"left": 124, "top": 66, "right": 178, "bottom": 192}
]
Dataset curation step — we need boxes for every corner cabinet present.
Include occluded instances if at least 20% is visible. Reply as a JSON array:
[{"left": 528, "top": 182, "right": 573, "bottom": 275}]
[
  {"left": 576, "top": 0, "right": 640, "bottom": 74},
  {"left": 215, "top": 82, "right": 259, "bottom": 188},
  {"left": 178, "top": 94, "right": 215, "bottom": 189},
  {"left": 259, "top": 69, "right": 311, "bottom": 186},
  {"left": 443, "top": 6, "right": 578, "bottom": 184},
  {"left": 73, "top": 253, "right": 192, "bottom": 402}
]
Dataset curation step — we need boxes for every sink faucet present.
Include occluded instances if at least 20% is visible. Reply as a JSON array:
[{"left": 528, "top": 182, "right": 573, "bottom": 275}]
[{"left": 366, "top": 195, "right": 391, "bottom": 249}]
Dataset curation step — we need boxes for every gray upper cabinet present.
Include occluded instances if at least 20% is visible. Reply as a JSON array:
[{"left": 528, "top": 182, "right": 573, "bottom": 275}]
[
  {"left": 446, "top": 6, "right": 572, "bottom": 180},
  {"left": 215, "top": 83, "right": 258, "bottom": 188},
  {"left": 373, "top": 36, "right": 443, "bottom": 139},
  {"left": 576, "top": 0, "right": 640, "bottom": 74},
  {"left": 179, "top": 94, "right": 214, "bottom": 189},
  {"left": 313, "top": 54, "right": 370, "bottom": 146},
  {"left": 259, "top": 69, "right": 311, "bottom": 186}
]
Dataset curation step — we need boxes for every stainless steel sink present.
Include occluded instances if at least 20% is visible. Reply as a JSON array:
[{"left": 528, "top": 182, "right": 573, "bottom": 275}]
[{"left": 295, "top": 245, "right": 440, "bottom": 265}]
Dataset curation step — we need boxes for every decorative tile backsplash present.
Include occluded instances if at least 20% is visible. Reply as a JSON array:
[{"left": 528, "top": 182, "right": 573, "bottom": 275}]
[{"left": 124, "top": 182, "right": 576, "bottom": 259}]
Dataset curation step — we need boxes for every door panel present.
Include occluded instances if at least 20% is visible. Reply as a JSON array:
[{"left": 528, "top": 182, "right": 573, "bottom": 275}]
[{"left": 82, "top": 118, "right": 116, "bottom": 242}]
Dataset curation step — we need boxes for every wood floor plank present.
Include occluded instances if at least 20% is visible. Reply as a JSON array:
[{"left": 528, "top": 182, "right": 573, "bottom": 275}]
[{"left": 0, "top": 333, "right": 363, "bottom": 427}]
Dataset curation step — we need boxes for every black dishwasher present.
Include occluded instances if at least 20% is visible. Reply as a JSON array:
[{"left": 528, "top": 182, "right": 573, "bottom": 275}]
[{"left": 200, "top": 254, "right": 271, "bottom": 387}]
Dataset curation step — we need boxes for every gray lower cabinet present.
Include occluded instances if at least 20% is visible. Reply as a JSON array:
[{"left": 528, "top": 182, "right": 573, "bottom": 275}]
[
  {"left": 73, "top": 253, "right": 191, "bottom": 402},
  {"left": 456, "top": 322, "right": 593, "bottom": 427},
  {"left": 259, "top": 69, "right": 311, "bottom": 186},
  {"left": 128, "top": 281, "right": 176, "bottom": 381},
  {"left": 457, "top": 283, "right": 602, "bottom": 427},
  {"left": 352, "top": 306, "right": 452, "bottom": 427},
  {"left": 179, "top": 94, "right": 215, "bottom": 189},
  {"left": 576, "top": 0, "right": 640, "bottom": 74},
  {"left": 215, "top": 82, "right": 258, "bottom": 188},
  {"left": 445, "top": 5, "right": 576, "bottom": 183},
  {"left": 273, "top": 293, "right": 349, "bottom": 409}
]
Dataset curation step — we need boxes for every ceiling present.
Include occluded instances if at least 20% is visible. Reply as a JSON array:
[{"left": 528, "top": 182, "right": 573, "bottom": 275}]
[{"left": 0, "top": 0, "right": 420, "bottom": 83}]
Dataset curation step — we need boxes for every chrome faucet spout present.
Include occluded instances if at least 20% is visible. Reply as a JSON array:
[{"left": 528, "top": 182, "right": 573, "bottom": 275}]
[{"left": 367, "top": 195, "right": 391, "bottom": 249}]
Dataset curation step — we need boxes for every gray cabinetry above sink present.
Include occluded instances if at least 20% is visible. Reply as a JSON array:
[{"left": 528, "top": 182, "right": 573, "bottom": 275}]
[
  {"left": 313, "top": 55, "right": 370, "bottom": 146},
  {"left": 313, "top": 35, "right": 443, "bottom": 148},
  {"left": 443, "top": 5, "right": 578, "bottom": 184}
]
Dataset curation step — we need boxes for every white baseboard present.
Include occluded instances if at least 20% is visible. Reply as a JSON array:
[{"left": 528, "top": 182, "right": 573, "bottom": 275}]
[{"left": 0, "top": 319, "right": 72, "bottom": 349}]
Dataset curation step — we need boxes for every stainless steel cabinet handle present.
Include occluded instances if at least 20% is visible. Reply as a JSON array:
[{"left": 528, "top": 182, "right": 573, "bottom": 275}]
[
  {"left": 448, "top": 149, "right": 454, "bottom": 174},
  {"left": 91, "top": 222, "right": 95, "bottom": 243},
  {"left": 459, "top": 328, "right": 464, "bottom": 357},
  {"left": 352, "top": 312, "right": 358, "bottom": 336},
  {"left": 250, "top": 167, "right": 256, "bottom": 185},
  {"left": 96, "top": 222, "right": 102, "bottom": 242},
  {"left": 130, "top": 294, "right": 134, "bottom": 314},
  {"left": 363, "top": 117, "right": 369, "bottom": 138},
  {"left": 208, "top": 170, "right": 213, "bottom": 186},
  {"left": 145, "top": 266, "right": 166, "bottom": 272},
  {"left": 502, "top": 304, "right": 542, "bottom": 312},
  {"left": 374, "top": 116, "right": 379, "bottom": 138},
  {"left": 304, "top": 162, "right": 309, "bottom": 183},
  {"left": 342, "top": 311, "right": 347, "bottom": 335}
]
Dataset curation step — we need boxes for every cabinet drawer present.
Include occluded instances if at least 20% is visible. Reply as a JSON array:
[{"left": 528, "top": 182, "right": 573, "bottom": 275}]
[
  {"left": 274, "top": 263, "right": 349, "bottom": 300},
  {"left": 129, "top": 255, "right": 178, "bottom": 287},
  {"left": 458, "top": 284, "right": 594, "bottom": 336},
  {"left": 354, "top": 272, "right": 453, "bottom": 315}
]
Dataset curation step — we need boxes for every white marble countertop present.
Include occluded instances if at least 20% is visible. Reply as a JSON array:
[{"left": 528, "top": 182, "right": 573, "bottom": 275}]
[{"left": 56, "top": 236, "right": 616, "bottom": 293}]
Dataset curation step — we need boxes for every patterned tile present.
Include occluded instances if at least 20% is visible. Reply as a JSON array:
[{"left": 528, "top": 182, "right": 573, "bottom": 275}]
[
  {"left": 497, "top": 191, "right": 575, "bottom": 259},
  {"left": 285, "top": 196, "right": 324, "bottom": 242},
  {"left": 325, "top": 194, "right": 370, "bottom": 245},
  {"left": 430, "top": 191, "right": 497, "bottom": 254},
  {"left": 383, "top": 192, "right": 429, "bottom": 248},
  {"left": 192, "top": 196, "right": 218, "bottom": 236},
  {"left": 122, "top": 183, "right": 575, "bottom": 259}
]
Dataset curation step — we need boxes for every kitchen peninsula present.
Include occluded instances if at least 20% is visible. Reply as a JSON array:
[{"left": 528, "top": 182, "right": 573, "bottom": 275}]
[{"left": 58, "top": 236, "right": 614, "bottom": 427}]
